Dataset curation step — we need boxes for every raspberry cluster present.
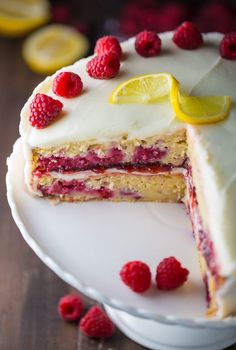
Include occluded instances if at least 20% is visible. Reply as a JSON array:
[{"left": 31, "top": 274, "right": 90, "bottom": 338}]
[
  {"left": 58, "top": 294, "right": 115, "bottom": 339},
  {"left": 120, "top": 257, "right": 189, "bottom": 293},
  {"left": 86, "top": 36, "right": 122, "bottom": 79}
]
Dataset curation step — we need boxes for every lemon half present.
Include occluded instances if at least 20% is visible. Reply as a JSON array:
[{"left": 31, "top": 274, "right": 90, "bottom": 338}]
[
  {"left": 0, "top": 0, "right": 50, "bottom": 37},
  {"left": 22, "top": 24, "right": 89, "bottom": 75}
]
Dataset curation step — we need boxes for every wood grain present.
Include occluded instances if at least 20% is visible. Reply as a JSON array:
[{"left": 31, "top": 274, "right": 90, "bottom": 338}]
[{"left": 0, "top": 37, "right": 235, "bottom": 350}]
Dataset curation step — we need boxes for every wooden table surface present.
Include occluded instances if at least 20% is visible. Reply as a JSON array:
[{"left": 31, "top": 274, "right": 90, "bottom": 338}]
[{"left": 0, "top": 37, "right": 235, "bottom": 350}]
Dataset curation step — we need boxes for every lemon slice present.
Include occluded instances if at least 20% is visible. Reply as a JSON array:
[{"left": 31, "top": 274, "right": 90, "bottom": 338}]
[
  {"left": 22, "top": 24, "right": 89, "bottom": 75},
  {"left": 110, "top": 73, "right": 231, "bottom": 125},
  {"left": 109, "top": 73, "right": 175, "bottom": 104},
  {"left": 170, "top": 80, "right": 231, "bottom": 124},
  {"left": 0, "top": 0, "right": 50, "bottom": 37}
]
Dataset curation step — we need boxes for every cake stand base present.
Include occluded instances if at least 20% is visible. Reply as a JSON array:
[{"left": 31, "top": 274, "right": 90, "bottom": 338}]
[{"left": 105, "top": 305, "right": 236, "bottom": 350}]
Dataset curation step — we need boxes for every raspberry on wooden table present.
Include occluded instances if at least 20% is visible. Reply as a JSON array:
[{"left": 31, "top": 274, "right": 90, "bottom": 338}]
[
  {"left": 95, "top": 35, "right": 122, "bottom": 59},
  {"left": 173, "top": 21, "right": 203, "bottom": 50},
  {"left": 135, "top": 31, "right": 162, "bottom": 57},
  {"left": 29, "top": 93, "right": 63, "bottom": 129},
  {"left": 80, "top": 306, "right": 115, "bottom": 338},
  {"left": 219, "top": 33, "right": 236, "bottom": 60},
  {"left": 120, "top": 260, "right": 151, "bottom": 293},
  {"left": 155, "top": 257, "right": 189, "bottom": 291},
  {"left": 53, "top": 72, "right": 83, "bottom": 98},
  {"left": 58, "top": 294, "right": 84, "bottom": 322},
  {"left": 86, "top": 52, "right": 120, "bottom": 79}
]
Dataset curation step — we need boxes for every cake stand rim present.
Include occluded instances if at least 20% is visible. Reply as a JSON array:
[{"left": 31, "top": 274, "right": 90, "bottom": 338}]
[{"left": 6, "top": 138, "right": 236, "bottom": 330}]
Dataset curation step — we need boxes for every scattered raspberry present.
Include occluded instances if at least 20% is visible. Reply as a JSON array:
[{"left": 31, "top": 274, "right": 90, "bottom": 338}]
[
  {"left": 219, "top": 33, "right": 236, "bottom": 60},
  {"left": 86, "top": 53, "right": 120, "bottom": 79},
  {"left": 157, "top": 3, "right": 187, "bottom": 32},
  {"left": 58, "top": 294, "right": 84, "bottom": 322},
  {"left": 53, "top": 72, "right": 83, "bottom": 98},
  {"left": 156, "top": 257, "right": 189, "bottom": 291},
  {"left": 196, "top": 2, "right": 236, "bottom": 34},
  {"left": 80, "top": 306, "right": 115, "bottom": 338},
  {"left": 95, "top": 36, "right": 122, "bottom": 59},
  {"left": 135, "top": 31, "right": 162, "bottom": 57},
  {"left": 173, "top": 21, "right": 203, "bottom": 50},
  {"left": 120, "top": 261, "right": 151, "bottom": 293},
  {"left": 51, "top": 4, "right": 71, "bottom": 24},
  {"left": 29, "top": 93, "right": 63, "bottom": 129}
]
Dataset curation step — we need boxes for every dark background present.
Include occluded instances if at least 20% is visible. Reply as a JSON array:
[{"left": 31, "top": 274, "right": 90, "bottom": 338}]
[{"left": 1, "top": 0, "right": 236, "bottom": 349}]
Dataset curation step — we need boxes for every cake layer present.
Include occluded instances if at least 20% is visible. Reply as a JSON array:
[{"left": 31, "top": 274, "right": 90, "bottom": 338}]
[
  {"left": 31, "top": 130, "right": 187, "bottom": 175},
  {"left": 36, "top": 172, "right": 185, "bottom": 202}
]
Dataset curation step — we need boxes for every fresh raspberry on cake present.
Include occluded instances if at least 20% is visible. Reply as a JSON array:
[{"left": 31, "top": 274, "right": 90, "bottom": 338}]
[
  {"left": 29, "top": 93, "right": 63, "bottom": 129},
  {"left": 120, "top": 261, "right": 151, "bottom": 293},
  {"left": 156, "top": 257, "right": 189, "bottom": 290},
  {"left": 173, "top": 21, "right": 203, "bottom": 50},
  {"left": 95, "top": 36, "right": 122, "bottom": 59},
  {"left": 135, "top": 31, "right": 162, "bottom": 57},
  {"left": 80, "top": 306, "right": 115, "bottom": 338},
  {"left": 53, "top": 72, "right": 83, "bottom": 98},
  {"left": 58, "top": 294, "right": 84, "bottom": 322},
  {"left": 219, "top": 33, "right": 236, "bottom": 60},
  {"left": 86, "top": 53, "right": 120, "bottom": 79}
]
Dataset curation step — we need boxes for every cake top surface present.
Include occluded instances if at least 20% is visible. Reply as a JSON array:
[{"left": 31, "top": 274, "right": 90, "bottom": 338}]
[{"left": 20, "top": 32, "right": 228, "bottom": 148}]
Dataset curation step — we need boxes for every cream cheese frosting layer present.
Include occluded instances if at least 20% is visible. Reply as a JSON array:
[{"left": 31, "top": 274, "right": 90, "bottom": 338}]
[{"left": 20, "top": 32, "right": 224, "bottom": 148}]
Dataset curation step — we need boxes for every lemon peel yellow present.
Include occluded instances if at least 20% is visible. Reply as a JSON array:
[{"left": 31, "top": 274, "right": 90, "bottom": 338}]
[{"left": 110, "top": 73, "right": 231, "bottom": 125}]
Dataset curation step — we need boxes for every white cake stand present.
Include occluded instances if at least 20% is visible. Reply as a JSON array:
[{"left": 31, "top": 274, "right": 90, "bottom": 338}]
[{"left": 6, "top": 139, "right": 236, "bottom": 350}]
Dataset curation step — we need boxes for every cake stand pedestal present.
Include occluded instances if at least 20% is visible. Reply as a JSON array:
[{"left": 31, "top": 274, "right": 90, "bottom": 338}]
[
  {"left": 6, "top": 139, "right": 236, "bottom": 350},
  {"left": 104, "top": 305, "right": 236, "bottom": 350}
]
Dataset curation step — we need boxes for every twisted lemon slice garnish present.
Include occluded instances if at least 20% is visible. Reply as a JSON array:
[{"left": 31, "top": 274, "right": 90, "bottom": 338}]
[
  {"left": 22, "top": 24, "right": 89, "bottom": 74},
  {"left": 110, "top": 73, "right": 231, "bottom": 124},
  {"left": 0, "top": 0, "right": 50, "bottom": 37}
]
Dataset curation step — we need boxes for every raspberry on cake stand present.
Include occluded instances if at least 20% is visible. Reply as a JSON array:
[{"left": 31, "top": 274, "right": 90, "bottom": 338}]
[{"left": 6, "top": 139, "right": 236, "bottom": 350}]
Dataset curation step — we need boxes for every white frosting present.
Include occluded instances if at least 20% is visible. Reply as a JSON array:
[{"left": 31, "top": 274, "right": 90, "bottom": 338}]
[
  {"left": 19, "top": 32, "right": 236, "bottom": 315},
  {"left": 49, "top": 167, "right": 183, "bottom": 181},
  {"left": 20, "top": 32, "right": 223, "bottom": 147}
]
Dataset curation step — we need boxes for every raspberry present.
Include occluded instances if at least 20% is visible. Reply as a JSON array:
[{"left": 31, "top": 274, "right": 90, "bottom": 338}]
[
  {"left": 120, "top": 261, "right": 151, "bottom": 293},
  {"left": 219, "top": 33, "right": 236, "bottom": 60},
  {"left": 58, "top": 294, "right": 84, "bottom": 322},
  {"left": 135, "top": 31, "right": 161, "bottom": 57},
  {"left": 53, "top": 72, "right": 83, "bottom": 98},
  {"left": 80, "top": 306, "right": 115, "bottom": 338},
  {"left": 51, "top": 4, "right": 71, "bottom": 24},
  {"left": 86, "top": 53, "right": 120, "bottom": 79},
  {"left": 173, "top": 21, "right": 203, "bottom": 50},
  {"left": 29, "top": 93, "right": 63, "bottom": 129},
  {"left": 95, "top": 36, "right": 122, "bottom": 59},
  {"left": 156, "top": 257, "right": 189, "bottom": 291}
]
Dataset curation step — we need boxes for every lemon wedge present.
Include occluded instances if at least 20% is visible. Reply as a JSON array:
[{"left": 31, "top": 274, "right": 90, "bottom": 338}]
[
  {"left": 170, "top": 80, "right": 231, "bottom": 124},
  {"left": 110, "top": 73, "right": 231, "bottom": 124},
  {"left": 0, "top": 0, "right": 50, "bottom": 37},
  {"left": 22, "top": 24, "right": 89, "bottom": 75},
  {"left": 109, "top": 73, "right": 175, "bottom": 104}
]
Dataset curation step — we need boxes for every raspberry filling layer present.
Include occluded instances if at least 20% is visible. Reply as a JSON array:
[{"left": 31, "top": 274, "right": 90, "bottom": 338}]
[{"left": 34, "top": 146, "right": 168, "bottom": 175}]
